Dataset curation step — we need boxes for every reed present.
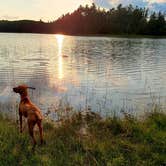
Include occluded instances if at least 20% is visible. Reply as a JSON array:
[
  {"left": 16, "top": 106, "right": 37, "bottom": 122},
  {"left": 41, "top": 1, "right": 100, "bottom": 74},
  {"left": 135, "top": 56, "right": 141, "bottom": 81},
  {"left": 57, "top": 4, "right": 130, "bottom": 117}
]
[{"left": 0, "top": 109, "right": 165, "bottom": 165}]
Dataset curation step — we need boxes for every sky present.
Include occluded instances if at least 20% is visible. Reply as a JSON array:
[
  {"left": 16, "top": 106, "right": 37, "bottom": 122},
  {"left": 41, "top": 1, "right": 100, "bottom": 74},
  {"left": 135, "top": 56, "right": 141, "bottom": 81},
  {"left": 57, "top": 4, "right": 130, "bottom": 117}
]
[{"left": 0, "top": 0, "right": 165, "bottom": 21}]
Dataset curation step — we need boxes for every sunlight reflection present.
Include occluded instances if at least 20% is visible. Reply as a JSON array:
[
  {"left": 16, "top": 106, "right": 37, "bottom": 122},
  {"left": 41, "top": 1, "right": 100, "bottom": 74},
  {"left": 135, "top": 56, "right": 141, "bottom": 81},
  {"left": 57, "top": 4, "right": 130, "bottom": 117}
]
[
  {"left": 56, "top": 34, "right": 64, "bottom": 79},
  {"left": 47, "top": 34, "right": 79, "bottom": 90}
]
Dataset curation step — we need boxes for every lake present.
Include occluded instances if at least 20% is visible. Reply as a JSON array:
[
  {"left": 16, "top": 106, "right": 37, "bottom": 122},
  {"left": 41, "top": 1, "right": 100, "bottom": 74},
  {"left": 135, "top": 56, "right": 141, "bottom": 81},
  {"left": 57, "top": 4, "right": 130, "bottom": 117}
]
[{"left": 0, "top": 33, "right": 166, "bottom": 117}]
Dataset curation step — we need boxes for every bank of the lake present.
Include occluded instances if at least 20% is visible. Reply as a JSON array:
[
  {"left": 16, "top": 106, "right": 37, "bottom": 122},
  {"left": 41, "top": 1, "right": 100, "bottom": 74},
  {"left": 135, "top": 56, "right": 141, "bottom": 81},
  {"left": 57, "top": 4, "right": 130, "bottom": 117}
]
[
  {"left": 0, "top": 110, "right": 165, "bottom": 165},
  {"left": 1, "top": 32, "right": 166, "bottom": 39},
  {"left": 81, "top": 34, "right": 166, "bottom": 39}
]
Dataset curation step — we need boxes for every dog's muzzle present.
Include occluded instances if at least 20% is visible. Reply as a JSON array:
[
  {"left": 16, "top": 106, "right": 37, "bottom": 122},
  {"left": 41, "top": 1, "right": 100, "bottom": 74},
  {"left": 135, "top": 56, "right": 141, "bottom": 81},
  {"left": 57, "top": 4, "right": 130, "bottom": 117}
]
[{"left": 13, "top": 88, "right": 18, "bottom": 93}]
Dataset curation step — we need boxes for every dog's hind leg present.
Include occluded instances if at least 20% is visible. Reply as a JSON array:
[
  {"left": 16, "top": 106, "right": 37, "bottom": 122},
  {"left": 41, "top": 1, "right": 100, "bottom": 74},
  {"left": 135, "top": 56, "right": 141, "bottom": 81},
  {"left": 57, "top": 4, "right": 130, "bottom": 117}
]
[
  {"left": 37, "top": 120, "right": 44, "bottom": 145},
  {"left": 28, "top": 120, "right": 37, "bottom": 146},
  {"left": 19, "top": 112, "right": 23, "bottom": 133}
]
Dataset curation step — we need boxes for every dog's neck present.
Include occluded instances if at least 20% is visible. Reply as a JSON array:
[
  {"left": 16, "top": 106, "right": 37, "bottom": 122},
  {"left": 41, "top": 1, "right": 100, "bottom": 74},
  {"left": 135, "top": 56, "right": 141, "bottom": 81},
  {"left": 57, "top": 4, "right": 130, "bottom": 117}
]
[{"left": 20, "top": 91, "right": 29, "bottom": 101}]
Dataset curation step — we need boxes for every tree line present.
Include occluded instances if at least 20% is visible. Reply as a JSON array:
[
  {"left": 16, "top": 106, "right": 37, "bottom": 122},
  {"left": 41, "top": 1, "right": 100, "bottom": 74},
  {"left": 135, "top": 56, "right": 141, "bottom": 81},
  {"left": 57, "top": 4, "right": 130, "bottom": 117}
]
[{"left": 0, "top": 4, "right": 165, "bottom": 36}]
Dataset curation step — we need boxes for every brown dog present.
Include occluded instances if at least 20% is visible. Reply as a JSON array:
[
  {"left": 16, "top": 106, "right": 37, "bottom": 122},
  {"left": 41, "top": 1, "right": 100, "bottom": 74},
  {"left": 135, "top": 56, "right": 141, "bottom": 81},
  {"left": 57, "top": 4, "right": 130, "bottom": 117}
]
[{"left": 13, "top": 85, "right": 43, "bottom": 146}]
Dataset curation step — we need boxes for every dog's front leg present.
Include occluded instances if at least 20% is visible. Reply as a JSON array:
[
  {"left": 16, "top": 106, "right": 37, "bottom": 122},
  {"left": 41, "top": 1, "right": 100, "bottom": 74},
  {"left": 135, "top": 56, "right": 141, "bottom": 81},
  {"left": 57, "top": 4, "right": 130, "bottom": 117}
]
[{"left": 19, "top": 112, "right": 23, "bottom": 133}]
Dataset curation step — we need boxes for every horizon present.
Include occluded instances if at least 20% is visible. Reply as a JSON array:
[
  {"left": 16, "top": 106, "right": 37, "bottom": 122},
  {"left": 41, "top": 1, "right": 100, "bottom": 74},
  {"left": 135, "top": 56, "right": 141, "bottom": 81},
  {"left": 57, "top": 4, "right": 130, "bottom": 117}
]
[{"left": 0, "top": 0, "right": 165, "bottom": 21}]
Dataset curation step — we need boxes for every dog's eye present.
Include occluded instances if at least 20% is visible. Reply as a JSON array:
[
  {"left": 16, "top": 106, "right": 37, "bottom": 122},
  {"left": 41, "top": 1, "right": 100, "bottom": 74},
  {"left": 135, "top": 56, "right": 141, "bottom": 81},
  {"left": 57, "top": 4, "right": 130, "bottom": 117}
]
[{"left": 19, "top": 90, "right": 24, "bottom": 94}]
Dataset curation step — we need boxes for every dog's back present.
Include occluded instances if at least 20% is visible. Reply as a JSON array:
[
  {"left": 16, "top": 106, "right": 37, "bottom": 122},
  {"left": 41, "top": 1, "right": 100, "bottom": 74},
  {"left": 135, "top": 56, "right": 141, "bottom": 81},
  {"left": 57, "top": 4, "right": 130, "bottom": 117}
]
[{"left": 19, "top": 98, "right": 43, "bottom": 121}]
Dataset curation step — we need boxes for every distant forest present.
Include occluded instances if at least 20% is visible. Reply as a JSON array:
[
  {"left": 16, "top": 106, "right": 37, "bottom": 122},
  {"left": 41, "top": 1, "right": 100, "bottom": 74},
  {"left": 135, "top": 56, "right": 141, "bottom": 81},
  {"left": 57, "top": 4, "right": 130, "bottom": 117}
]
[{"left": 0, "top": 3, "right": 165, "bottom": 36}]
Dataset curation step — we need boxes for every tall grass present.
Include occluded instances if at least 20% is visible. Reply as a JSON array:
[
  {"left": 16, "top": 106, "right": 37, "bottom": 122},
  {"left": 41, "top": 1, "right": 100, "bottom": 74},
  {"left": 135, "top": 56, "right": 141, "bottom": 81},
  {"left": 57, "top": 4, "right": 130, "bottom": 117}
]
[{"left": 0, "top": 110, "right": 165, "bottom": 166}]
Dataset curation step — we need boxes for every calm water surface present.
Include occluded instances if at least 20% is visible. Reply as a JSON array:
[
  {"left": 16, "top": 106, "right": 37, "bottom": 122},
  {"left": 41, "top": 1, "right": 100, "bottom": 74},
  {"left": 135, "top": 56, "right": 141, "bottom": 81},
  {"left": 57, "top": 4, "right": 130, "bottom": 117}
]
[{"left": 0, "top": 33, "right": 166, "bottom": 117}]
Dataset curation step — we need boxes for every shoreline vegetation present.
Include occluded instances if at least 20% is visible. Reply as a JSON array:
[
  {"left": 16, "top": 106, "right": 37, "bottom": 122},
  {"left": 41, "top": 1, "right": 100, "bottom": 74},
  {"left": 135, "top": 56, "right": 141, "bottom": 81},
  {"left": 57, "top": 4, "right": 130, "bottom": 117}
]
[
  {"left": 1, "top": 32, "right": 166, "bottom": 39},
  {"left": 0, "top": 3, "right": 165, "bottom": 36},
  {"left": 1, "top": 31, "right": 166, "bottom": 39},
  {"left": 0, "top": 109, "right": 165, "bottom": 165}
]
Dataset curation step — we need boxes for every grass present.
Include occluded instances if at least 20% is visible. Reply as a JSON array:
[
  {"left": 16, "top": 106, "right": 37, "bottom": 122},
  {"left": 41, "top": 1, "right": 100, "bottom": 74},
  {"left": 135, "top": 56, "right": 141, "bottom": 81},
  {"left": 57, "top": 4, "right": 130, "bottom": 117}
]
[{"left": 0, "top": 110, "right": 166, "bottom": 166}]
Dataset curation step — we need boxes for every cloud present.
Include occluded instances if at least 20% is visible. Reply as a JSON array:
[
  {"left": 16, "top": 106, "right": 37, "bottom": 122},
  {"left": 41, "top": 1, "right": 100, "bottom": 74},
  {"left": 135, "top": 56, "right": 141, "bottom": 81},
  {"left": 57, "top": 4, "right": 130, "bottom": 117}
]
[
  {"left": 147, "top": 0, "right": 166, "bottom": 3},
  {"left": 34, "top": 0, "right": 93, "bottom": 20},
  {"left": 93, "top": 0, "right": 111, "bottom": 8},
  {"left": 0, "top": 15, "right": 19, "bottom": 20},
  {"left": 94, "top": 0, "right": 166, "bottom": 12},
  {"left": 0, "top": 0, "right": 93, "bottom": 21},
  {"left": 0, "top": 0, "right": 165, "bottom": 20},
  {"left": 148, "top": 2, "right": 166, "bottom": 11}
]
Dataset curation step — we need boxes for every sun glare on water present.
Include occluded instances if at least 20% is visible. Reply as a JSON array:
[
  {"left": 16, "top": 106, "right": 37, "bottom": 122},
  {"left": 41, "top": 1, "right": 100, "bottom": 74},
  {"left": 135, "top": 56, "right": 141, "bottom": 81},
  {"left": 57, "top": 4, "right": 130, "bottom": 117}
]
[
  {"left": 48, "top": 34, "right": 78, "bottom": 89},
  {"left": 56, "top": 34, "right": 64, "bottom": 79},
  {"left": 56, "top": 34, "right": 64, "bottom": 55}
]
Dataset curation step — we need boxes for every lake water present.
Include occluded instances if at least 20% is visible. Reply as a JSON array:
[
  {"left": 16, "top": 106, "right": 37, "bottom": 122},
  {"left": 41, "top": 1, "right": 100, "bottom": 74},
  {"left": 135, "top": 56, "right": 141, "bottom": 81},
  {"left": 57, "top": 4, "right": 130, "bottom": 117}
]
[{"left": 0, "top": 33, "right": 166, "bottom": 117}]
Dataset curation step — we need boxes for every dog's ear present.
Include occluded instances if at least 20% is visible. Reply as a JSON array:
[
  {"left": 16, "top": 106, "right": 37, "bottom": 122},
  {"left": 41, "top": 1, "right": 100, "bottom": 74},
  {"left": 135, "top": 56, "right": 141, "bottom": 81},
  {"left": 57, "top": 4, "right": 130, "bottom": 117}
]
[{"left": 27, "top": 87, "right": 36, "bottom": 90}]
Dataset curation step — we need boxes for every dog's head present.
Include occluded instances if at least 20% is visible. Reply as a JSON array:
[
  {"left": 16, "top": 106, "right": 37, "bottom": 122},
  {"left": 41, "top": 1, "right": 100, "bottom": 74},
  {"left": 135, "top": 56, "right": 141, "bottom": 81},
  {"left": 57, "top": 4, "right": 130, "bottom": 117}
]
[{"left": 13, "top": 85, "right": 35, "bottom": 95}]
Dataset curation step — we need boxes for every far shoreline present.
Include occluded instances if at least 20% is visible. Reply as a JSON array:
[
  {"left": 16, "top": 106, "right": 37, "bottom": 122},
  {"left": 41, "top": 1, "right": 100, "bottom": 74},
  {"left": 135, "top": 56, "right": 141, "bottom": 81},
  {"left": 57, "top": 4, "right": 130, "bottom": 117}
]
[{"left": 0, "top": 32, "right": 166, "bottom": 39}]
